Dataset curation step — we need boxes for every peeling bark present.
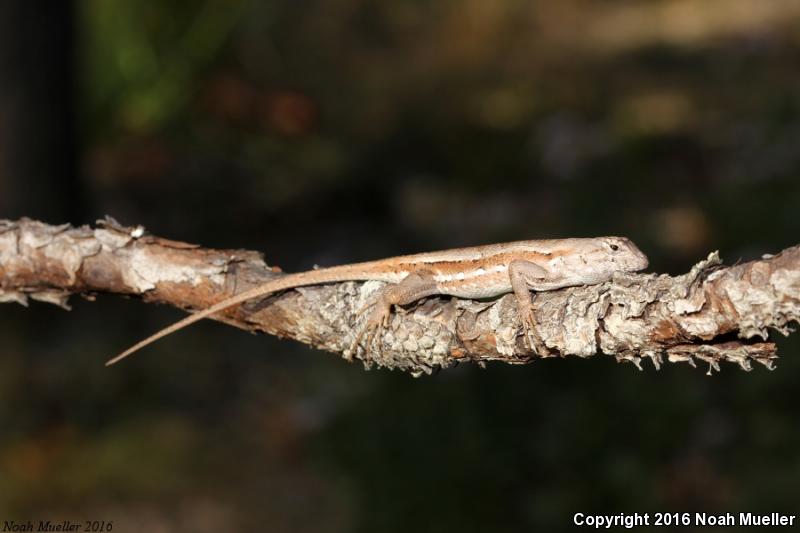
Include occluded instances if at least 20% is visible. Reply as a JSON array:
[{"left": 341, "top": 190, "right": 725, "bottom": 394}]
[{"left": 1, "top": 218, "right": 797, "bottom": 375}]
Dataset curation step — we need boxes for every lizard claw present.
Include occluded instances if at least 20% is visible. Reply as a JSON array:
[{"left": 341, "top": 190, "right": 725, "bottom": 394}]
[
  {"left": 347, "top": 300, "right": 391, "bottom": 360},
  {"left": 519, "top": 306, "right": 551, "bottom": 356},
  {"left": 346, "top": 300, "right": 375, "bottom": 359}
]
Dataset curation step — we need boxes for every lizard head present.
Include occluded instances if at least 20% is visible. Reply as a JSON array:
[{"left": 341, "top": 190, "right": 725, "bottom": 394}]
[
  {"left": 593, "top": 236, "right": 649, "bottom": 272},
  {"left": 531, "top": 236, "right": 649, "bottom": 289}
]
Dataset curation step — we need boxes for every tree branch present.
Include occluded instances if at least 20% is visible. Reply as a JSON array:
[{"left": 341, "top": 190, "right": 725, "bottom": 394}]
[{"left": 1, "top": 218, "right": 797, "bottom": 375}]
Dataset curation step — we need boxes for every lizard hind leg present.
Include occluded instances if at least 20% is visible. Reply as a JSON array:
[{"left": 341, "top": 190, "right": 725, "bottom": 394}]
[
  {"left": 347, "top": 297, "right": 392, "bottom": 360},
  {"left": 347, "top": 271, "right": 440, "bottom": 361},
  {"left": 508, "top": 259, "right": 555, "bottom": 356}
]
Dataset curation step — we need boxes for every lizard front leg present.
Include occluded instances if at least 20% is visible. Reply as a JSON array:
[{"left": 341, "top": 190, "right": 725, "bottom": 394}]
[
  {"left": 508, "top": 260, "right": 556, "bottom": 356},
  {"left": 349, "top": 270, "right": 440, "bottom": 358}
]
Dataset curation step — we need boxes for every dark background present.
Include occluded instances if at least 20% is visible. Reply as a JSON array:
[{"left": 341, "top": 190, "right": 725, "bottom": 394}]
[{"left": 1, "top": 1, "right": 799, "bottom": 531}]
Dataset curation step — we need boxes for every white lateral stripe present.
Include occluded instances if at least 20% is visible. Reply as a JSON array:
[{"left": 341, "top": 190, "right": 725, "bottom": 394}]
[
  {"left": 433, "top": 266, "right": 506, "bottom": 282},
  {"left": 402, "top": 242, "right": 552, "bottom": 264}
]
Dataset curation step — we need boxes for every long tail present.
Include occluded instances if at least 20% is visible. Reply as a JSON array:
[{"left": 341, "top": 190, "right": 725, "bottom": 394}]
[{"left": 105, "top": 265, "right": 383, "bottom": 366}]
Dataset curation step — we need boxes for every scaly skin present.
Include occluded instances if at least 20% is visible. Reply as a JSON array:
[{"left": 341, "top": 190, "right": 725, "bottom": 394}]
[{"left": 106, "top": 236, "right": 648, "bottom": 365}]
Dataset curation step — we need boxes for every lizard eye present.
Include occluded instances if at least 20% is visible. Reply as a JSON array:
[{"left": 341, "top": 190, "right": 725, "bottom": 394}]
[{"left": 609, "top": 243, "right": 619, "bottom": 251}]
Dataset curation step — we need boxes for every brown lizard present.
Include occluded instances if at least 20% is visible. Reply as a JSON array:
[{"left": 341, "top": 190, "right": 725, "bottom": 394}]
[{"left": 106, "top": 236, "right": 648, "bottom": 365}]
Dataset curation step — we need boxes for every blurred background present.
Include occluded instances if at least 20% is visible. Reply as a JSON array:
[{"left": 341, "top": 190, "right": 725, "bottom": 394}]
[{"left": 1, "top": 0, "right": 799, "bottom": 531}]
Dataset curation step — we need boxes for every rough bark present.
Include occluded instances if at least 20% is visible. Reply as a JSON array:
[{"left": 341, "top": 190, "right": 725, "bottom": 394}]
[{"left": 1, "top": 218, "right": 797, "bottom": 375}]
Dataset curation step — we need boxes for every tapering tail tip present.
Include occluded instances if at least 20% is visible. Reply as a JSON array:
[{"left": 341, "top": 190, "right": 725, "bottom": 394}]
[{"left": 105, "top": 351, "right": 129, "bottom": 367}]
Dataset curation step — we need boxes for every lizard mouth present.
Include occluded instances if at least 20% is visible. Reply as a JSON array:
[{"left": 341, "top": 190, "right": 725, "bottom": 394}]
[{"left": 634, "top": 250, "right": 649, "bottom": 270}]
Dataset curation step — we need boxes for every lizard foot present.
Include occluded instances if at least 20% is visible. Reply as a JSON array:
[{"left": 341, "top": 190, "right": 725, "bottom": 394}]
[
  {"left": 518, "top": 306, "right": 551, "bottom": 357},
  {"left": 347, "top": 300, "right": 393, "bottom": 360}
]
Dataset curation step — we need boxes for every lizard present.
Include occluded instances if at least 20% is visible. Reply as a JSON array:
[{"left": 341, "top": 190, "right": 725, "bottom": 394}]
[{"left": 105, "top": 236, "right": 648, "bottom": 366}]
